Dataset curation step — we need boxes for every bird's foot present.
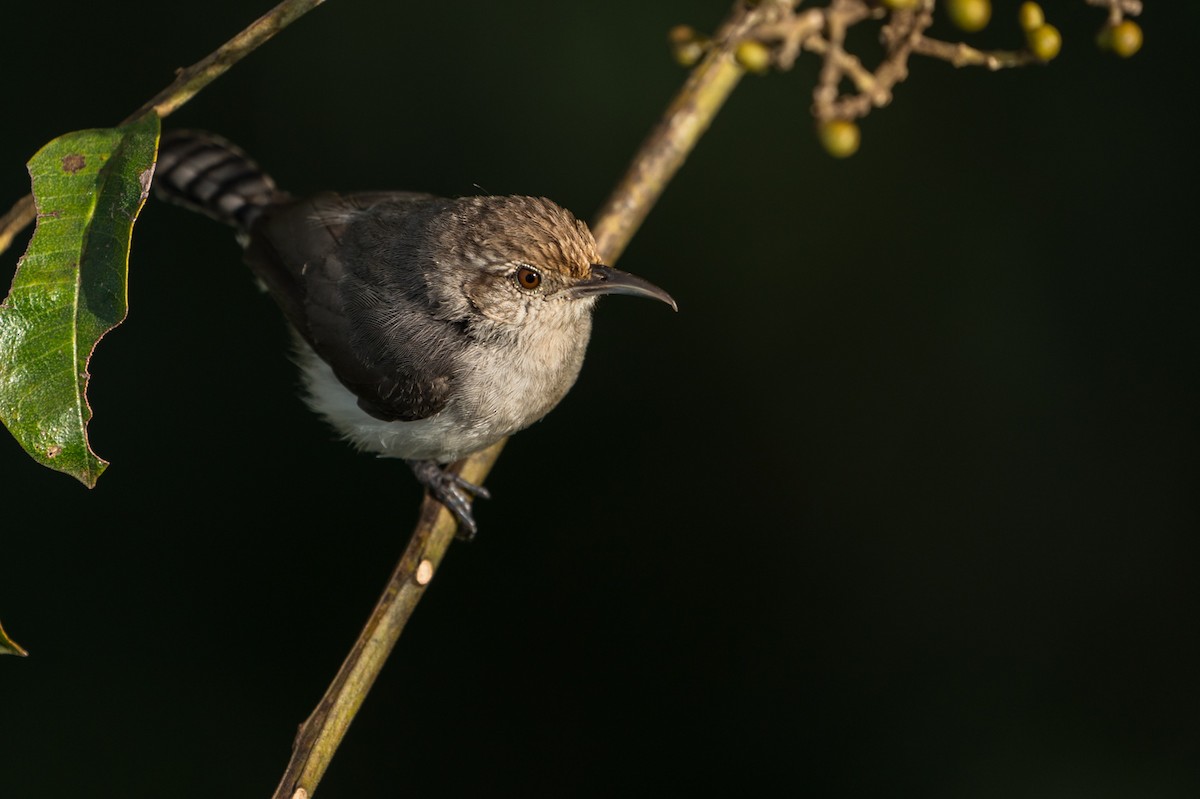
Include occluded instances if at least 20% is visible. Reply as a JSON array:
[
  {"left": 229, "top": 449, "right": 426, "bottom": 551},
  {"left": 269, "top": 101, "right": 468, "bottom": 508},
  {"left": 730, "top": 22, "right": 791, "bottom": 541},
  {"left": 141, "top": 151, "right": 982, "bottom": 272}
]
[{"left": 407, "top": 459, "right": 491, "bottom": 541}]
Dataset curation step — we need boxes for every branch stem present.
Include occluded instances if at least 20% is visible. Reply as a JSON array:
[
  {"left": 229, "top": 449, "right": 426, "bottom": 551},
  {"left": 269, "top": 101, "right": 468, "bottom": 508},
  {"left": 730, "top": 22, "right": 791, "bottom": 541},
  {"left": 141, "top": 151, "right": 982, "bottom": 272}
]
[
  {"left": 269, "top": 444, "right": 504, "bottom": 799},
  {"left": 0, "top": 196, "right": 35, "bottom": 258},
  {"left": 125, "top": 0, "right": 326, "bottom": 122},
  {"left": 590, "top": 4, "right": 763, "bottom": 263},
  {"left": 268, "top": 2, "right": 781, "bottom": 797}
]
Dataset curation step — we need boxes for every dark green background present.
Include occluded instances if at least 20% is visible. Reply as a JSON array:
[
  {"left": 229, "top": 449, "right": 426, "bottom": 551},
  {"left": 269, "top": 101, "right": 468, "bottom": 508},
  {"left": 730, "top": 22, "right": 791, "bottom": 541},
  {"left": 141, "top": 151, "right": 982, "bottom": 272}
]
[{"left": 2, "top": 1, "right": 1196, "bottom": 796}]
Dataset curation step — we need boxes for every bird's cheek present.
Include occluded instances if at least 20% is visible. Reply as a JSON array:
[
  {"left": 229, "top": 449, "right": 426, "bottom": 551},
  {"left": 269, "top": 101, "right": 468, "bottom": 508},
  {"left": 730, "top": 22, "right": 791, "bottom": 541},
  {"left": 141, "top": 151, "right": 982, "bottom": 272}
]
[{"left": 462, "top": 278, "right": 528, "bottom": 325}]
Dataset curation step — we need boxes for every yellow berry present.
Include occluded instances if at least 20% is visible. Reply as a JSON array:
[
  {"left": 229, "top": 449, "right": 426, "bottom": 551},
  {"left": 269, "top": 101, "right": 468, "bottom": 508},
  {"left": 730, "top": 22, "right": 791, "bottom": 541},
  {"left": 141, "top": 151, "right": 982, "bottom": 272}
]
[
  {"left": 668, "top": 25, "right": 706, "bottom": 68},
  {"left": 1027, "top": 24, "right": 1062, "bottom": 61},
  {"left": 947, "top": 0, "right": 991, "bottom": 33},
  {"left": 882, "top": 0, "right": 921, "bottom": 10},
  {"left": 1109, "top": 19, "right": 1143, "bottom": 58},
  {"left": 735, "top": 40, "right": 772, "bottom": 74},
  {"left": 818, "top": 120, "right": 861, "bottom": 159},
  {"left": 1018, "top": 2, "right": 1044, "bottom": 32}
]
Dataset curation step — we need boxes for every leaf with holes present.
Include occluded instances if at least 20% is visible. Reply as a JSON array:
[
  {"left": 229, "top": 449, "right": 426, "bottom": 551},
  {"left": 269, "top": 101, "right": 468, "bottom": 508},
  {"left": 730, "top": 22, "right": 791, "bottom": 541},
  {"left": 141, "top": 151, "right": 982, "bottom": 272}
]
[{"left": 0, "top": 115, "right": 159, "bottom": 486}]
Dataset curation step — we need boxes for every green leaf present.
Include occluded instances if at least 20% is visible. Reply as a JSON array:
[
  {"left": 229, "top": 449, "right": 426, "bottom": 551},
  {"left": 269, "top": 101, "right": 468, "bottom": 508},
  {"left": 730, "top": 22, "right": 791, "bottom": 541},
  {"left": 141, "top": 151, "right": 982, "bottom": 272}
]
[
  {"left": 0, "top": 114, "right": 159, "bottom": 487},
  {"left": 0, "top": 618, "right": 28, "bottom": 657}
]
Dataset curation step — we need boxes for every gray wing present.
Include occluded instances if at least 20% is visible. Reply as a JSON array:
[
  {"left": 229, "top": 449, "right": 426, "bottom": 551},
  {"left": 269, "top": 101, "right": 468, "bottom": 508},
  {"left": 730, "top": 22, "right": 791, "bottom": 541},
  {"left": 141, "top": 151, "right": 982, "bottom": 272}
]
[{"left": 242, "top": 191, "right": 458, "bottom": 422}]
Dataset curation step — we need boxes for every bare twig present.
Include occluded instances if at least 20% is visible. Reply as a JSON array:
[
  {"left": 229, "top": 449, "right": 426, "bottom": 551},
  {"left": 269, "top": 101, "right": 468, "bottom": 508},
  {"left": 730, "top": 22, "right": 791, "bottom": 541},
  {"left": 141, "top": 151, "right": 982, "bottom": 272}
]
[
  {"left": 911, "top": 36, "right": 1038, "bottom": 69},
  {"left": 590, "top": 1, "right": 772, "bottom": 262},
  {"left": 0, "top": 0, "right": 326, "bottom": 260},
  {"left": 1086, "top": 0, "right": 1143, "bottom": 26},
  {"left": 743, "top": 0, "right": 1127, "bottom": 128},
  {"left": 0, "top": 617, "right": 28, "bottom": 657},
  {"left": 269, "top": 443, "right": 505, "bottom": 799},
  {"left": 125, "top": 0, "right": 326, "bottom": 122},
  {"left": 812, "top": 0, "right": 877, "bottom": 121},
  {"left": 0, "top": 196, "right": 35, "bottom": 257}
]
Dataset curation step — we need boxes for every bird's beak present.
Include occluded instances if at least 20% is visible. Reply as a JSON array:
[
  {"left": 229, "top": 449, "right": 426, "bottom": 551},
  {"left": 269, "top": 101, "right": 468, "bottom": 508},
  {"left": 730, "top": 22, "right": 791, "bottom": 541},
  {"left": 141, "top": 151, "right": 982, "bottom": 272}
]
[{"left": 562, "top": 264, "right": 678, "bottom": 311}]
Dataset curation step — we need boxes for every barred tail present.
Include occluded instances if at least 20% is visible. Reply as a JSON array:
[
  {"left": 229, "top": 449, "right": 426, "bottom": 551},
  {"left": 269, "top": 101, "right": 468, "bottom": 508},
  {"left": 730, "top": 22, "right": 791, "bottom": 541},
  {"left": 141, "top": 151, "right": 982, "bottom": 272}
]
[{"left": 154, "top": 130, "right": 283, "bottom": 230}]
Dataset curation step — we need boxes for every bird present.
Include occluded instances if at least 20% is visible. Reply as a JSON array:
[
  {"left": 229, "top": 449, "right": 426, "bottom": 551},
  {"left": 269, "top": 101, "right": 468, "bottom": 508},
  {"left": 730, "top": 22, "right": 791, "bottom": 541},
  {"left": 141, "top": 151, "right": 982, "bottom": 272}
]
[{"left": 152, "top": 130, "right": 676, "bottom": 538}]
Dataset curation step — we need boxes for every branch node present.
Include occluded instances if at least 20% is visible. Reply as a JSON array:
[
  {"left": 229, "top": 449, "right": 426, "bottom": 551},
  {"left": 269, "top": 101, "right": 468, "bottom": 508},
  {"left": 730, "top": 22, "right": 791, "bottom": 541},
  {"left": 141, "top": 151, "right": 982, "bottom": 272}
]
[{"left": 416, "top": 559, "right": 435, "bottom": 585}]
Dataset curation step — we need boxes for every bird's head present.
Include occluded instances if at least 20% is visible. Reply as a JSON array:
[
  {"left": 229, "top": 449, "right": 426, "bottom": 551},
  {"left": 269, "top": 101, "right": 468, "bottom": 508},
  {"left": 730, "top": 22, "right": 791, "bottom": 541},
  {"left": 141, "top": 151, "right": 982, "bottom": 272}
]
[{"left": 431, "top": 196, "right": 676, "bottom": 329}]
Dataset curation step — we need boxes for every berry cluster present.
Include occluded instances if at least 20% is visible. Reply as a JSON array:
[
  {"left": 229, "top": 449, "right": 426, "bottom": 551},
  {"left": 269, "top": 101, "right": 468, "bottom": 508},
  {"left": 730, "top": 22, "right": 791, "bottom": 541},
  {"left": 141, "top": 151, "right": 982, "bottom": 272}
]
[{"left": 668, "top": 0, "right": 1145, "bottom": 158}]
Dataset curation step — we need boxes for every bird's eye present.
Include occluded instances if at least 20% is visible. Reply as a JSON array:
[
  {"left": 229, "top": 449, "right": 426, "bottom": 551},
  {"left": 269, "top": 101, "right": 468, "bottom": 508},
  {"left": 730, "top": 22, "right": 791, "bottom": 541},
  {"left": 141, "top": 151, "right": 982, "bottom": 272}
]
[{"left": 515, "top": 266, "right": 542, "bottom": 291}]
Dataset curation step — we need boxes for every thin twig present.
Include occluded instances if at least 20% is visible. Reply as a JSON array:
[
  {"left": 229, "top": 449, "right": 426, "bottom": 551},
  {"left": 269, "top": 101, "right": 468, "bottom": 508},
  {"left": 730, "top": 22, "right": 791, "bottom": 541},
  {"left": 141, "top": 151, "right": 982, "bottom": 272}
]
[
  {"left": 267, "top": 2, "right": 785, "bottom": 797},
  {"left": 590, "top": 1, "right": 769, "bottom": 263},
  {"left": 269, "top": 443, "right": 505, "bottom": 799},
  {"left": 125, "top": 0, "right": 326, "bottom": 122},
  {"left": 0, "top": 196, "right": 35, "bottom": 257},
  {"left": 1085, "top": 0, "right": 1143, "bottom": 26},
  {"left": 0, "top": 617, "right": 28, "bottom": 657},
  {"left": 911, "top": 37, "right": 1038, "bottom": 69},
  {"left": 0, "top": 0, "right": 326, "bottom": 260}
]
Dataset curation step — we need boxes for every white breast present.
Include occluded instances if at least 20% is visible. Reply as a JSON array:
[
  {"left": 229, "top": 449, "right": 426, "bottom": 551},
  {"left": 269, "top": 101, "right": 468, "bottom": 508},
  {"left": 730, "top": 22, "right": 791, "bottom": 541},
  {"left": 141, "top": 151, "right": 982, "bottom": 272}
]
[{"left": 292, "top": 306, "right": 592, "bottom": 463}]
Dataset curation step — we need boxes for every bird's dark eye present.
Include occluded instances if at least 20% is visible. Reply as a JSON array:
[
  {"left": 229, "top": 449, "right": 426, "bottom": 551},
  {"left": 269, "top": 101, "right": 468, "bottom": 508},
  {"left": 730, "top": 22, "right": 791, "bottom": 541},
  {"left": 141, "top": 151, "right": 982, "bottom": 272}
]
[{"left": 515, "top": 266, "right": 542, "bottom": 291}]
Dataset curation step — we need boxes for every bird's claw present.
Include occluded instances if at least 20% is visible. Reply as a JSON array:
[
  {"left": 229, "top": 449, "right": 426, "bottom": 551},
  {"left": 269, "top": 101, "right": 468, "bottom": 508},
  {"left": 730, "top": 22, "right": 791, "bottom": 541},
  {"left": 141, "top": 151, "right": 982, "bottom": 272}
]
[{"left": 407, "top": 459, "right": 490, "bottom": 540}]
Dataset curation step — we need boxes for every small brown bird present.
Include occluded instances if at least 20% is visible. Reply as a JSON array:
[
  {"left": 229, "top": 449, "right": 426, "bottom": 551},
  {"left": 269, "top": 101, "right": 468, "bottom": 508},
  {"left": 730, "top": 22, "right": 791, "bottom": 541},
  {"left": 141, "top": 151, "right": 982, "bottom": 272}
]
[{"left": 154, "top": 131, "right": 675, "bottom": 536}]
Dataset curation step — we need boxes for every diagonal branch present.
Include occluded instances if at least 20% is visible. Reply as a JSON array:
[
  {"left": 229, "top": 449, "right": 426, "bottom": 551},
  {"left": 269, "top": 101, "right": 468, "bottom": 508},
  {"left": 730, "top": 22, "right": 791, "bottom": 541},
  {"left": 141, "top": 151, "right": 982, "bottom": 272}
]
[
  {"left": 588, "top": 0, "right": 765, "bottom": 262},
  {"left": 266, "top": 2, "right": 787, "bottom": 797},
  {"left": 0, "top": 195, "right": 35, "bottom": 257},
  {"left": 125, "top": 0, "right": 327, "bottom": 122}
]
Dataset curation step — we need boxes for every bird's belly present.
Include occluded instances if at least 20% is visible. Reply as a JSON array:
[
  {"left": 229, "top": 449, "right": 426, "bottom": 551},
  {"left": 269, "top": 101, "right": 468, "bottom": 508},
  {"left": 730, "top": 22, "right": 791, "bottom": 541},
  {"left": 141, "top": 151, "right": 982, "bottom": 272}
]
[
  {"left": 296, "top": 338, "right": 585, "bottom": 463},
  {"left": 350, "top": 410, "right": 500, "bottom": 463},
  {"left": 296, "top": 347, "right": 489, "bottom": 461}
]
